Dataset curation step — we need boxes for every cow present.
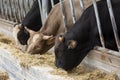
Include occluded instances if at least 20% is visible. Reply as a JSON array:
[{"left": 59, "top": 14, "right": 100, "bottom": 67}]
[
  {"left": 54, "top": 0, "right": 120, "bottom": 71},
  {"left": 26, "top": 0, "right": 94, "bottom": 54},
  {"left": 13, "top": 0, "right": 42, "bottom": 51},
  {"left": 13, "top": 0, "right": 59, "bottom": 51}
]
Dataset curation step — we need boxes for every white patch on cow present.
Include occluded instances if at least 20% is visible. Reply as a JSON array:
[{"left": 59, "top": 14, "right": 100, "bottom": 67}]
[
  {"left": 32, "top": 34, "right": 40, "bottom": 43},
  {"left": 12, "top": 25, "right": 20, "bottom": 43}
]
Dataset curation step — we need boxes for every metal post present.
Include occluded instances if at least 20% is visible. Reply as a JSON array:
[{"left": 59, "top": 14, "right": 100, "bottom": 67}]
[
  {"left": 1, "top": 0, "right": 4, "bottom": 19},
  {"left": 107, "top": 0, "right": 120, "bottom": 52},
  {"left": 5, "top": 0, "right": 9, "bottom": 20},
  {"left": 22, "top": 0, "right": 26, "bottom": 18},
  {"left": 69, "top": 0, "right": 76, "bottom": 24},
  {"left": 17, "top": 0, "right": 22, "bottom": 22},
  {"left": 9, "top": 0, "right": 14, "bottom": 22},
  {"left": 93, "top": 0, "right": 105, "bottom": 48},
  {"left": 23, "top": 0, "right": 27, "bottom": 15},
  {"left": 79, "top": 0, "right": 85, "bottom": 12},
  {"left": 4, "top": 0, "right": 8, "bottom": 20},
  {"left": 38, "top": 0, "right": 43, "bottom": 25},
  {"left": 59, "top": 0, "right": 67, "bottom": 33},
  {"left": 1, "top": 0, "right": 5, "bottom": 19},
  {"left": 50, "top": 0, "right": 55, "bottom": 8},
  {"left": 8, "top": 0, "right": 12, "bottom": 21},
  {"left": 41, "top": 0, "right": 49, "bottom": 23},
  {"left": 14, "top": 0, "right": 19, "bottom": 22},
  {"left": 11, "top": 0, "right": 18, "bottom": 22},
  {"left": 27, "top": 0, "right": 31, "bottom": 9},
  {"left": 0, "top": 1, "right": 1, "bottom": 17}
]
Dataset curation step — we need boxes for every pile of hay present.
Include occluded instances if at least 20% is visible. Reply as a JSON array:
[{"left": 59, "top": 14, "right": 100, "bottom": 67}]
[
  {"left": 0, "top": 33, "right": 119, "bottom": 80},
  {"left": 0, "top": 70, "right": 9, "bottom": 80},
  {"left": 50, "top": 66, "right": 119, "bottom": 80}
]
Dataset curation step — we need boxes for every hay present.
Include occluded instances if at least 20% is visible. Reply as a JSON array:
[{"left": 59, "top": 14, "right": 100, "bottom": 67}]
[
  {"left": 50, "top": 66, "right": 119, "bottom": 80},
  {"left": 0, "top": 70, "right": 9, "bottom": 80},
  {"left": 0, "top": 33, "right": 119, "bottom": 80},
  {"left": 0, "top": 34, "right": 12, "bottom": 44}
]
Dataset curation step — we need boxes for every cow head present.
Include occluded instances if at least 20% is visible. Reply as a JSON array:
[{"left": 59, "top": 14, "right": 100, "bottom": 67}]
[
  {"left": 13, "top": 24, "right": 30, "bottom": 51},
  {"left": 54, "top": 33, "right": 80, "bottom": 71},
  {"left": 13, "top": 24, "right": 35, "bottom": 51},
  {"left": 13, "top": 24, "right": 30, "bottom": 45},
  {"left": 26, "top": 33, "right": 55, "bottom": 54},
  {"left": 54, "top": 33, "right": 93, "bottom": 71}
]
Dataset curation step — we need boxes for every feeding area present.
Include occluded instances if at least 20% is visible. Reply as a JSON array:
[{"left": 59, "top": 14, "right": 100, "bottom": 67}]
[{"left": 0, "top": 0, "right": 120, "bottom": 80}]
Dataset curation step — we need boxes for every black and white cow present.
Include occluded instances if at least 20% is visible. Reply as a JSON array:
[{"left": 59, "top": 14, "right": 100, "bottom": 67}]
[
  {"left": 13, "top": 0, "right": 59, "bottom": 50},
  {"left": 54, "top": 0, "right": 120, "bottom": 70},
  {"left": 13, "top": 0, "right": 42, "bottom": 47}
]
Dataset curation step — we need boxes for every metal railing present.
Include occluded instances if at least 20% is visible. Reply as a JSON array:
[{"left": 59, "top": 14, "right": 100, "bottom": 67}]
[
  {"left": 0, "top": 0, "right": 34, "bottom": 23},
  {"left": 92, "top": 0, "right": 120, "bottom": 52}
]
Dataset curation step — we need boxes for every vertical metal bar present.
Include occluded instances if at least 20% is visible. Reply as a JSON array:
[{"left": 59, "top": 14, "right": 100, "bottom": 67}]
[
  {"left": 6, "top": 0, "right": 9, "bottom": 20},
  {"left": 21, "top": 0, "right": 26, "bottom": 18},
  {"left": 18, "top": 0, "right": 24, "bottom": 21},
  {"left": 29, "top": 0, "right": 34, "bottom": 8},
  {"left": 8, "top": 0, "right": 12, "bottom": 21},
  {"left": 4, "top": 0, "right": 8, "bottom": 20},
  {"left": 17, "top": 0, "right": 22, "bottom": 22},
  {"left": 14, "top": 0, "right": 18, "bottom": 22},
  {"left": 0, "top": 0, "right": 4, "bottom": 18},
  {"left": 9, "top": 0, "right": 14, "bottom": 22},
  {"left": 2, "top": 0, "right": 5, "bottom": 19},
  {"left": 38, "top": 0, "right": 43, "bottom": 25},
  {"left": 59, "top": 0, "right": 67, "bottom": 33},
  {"left": 0, "top": 0, "right": 3, "bottom": 18},
  {"left": 0, "top": 0, "right": 1, "bottom": 17},
  {"left": 1, "top": 0, "right": 4, "bottom": 19},
  {"left": 41, "top": 0, "right": 49, "bottom": 23},
  {"left": 18, "top": 0, "right": 24, "bottom": 20},
  {"left": 25, "top": 0, "right": 30, "bottom": 13},
  {"left": 79, "top": 0, "right": 85, "bottom": 12},
  {"left": 27, "top": 0, "right": 31, "bottom": 9},
  {"left": 13, "top": 0, "right": 18, "bottom": 22},
  {"left": 107, "top": 0, "right": 120, "bottom": 52},
  {"left": 7, "top": 0, "right": 10, "bottom": 20},
  {"left": 69, "top": 0, "right": 76, "bottom": 24},
  {"left": 23, "top": 0, "right": 26, "bottom": 15},
  {"left": 14, "top": 0, "right": 19, "bottom": 22},
  {"left": 16, "top": 0, "right": 21, "bottom": 23},
  {"left": 93, "top": 0, "right": 105, "bottom": 47},
  {"left": 50, "top": 0, "right": 55, "bottom": 8}
]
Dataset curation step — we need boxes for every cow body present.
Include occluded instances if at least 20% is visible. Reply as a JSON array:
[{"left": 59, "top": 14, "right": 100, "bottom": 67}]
[
  {"left": 21, "top": 0, "right": 42, "bottom": 31},
  {"left": 26, "top": 0, "right": 94, "bottom": 54},
  {"left": 54, "top": 0, "right": 120, "bottom": 70}
]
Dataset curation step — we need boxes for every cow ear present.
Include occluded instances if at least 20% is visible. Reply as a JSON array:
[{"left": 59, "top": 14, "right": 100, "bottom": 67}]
[
  {"left": 14, "top": 24, "right": 24, "bottom": 29},
  {"left": 67, "top": 40, "right": 77, "bottom": 49},
  {"left": 58, "top": 35, "right": 64, "bottom": 42},
  {"left": 14, "top": 23, "right": 19, "bottom": 27},
  {"left": 47, "top": 36, "right": 55, "bottom": 45},
  {"left": 43, "top": 35, "right": 53, "bottom": 40},
  {"left": 42, "top": 35, "right": 55, "bottom": 45},
  {"left": 14, "top": 24, "right": 20, "bottom": 29},
  {"left": 24, "top": 27, "right": 35, "bottom": 34}
]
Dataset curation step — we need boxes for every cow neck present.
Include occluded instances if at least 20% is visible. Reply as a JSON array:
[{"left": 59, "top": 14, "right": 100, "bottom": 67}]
[{"left": 39, "top": 3, "right": 61, "bottom": 37}]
